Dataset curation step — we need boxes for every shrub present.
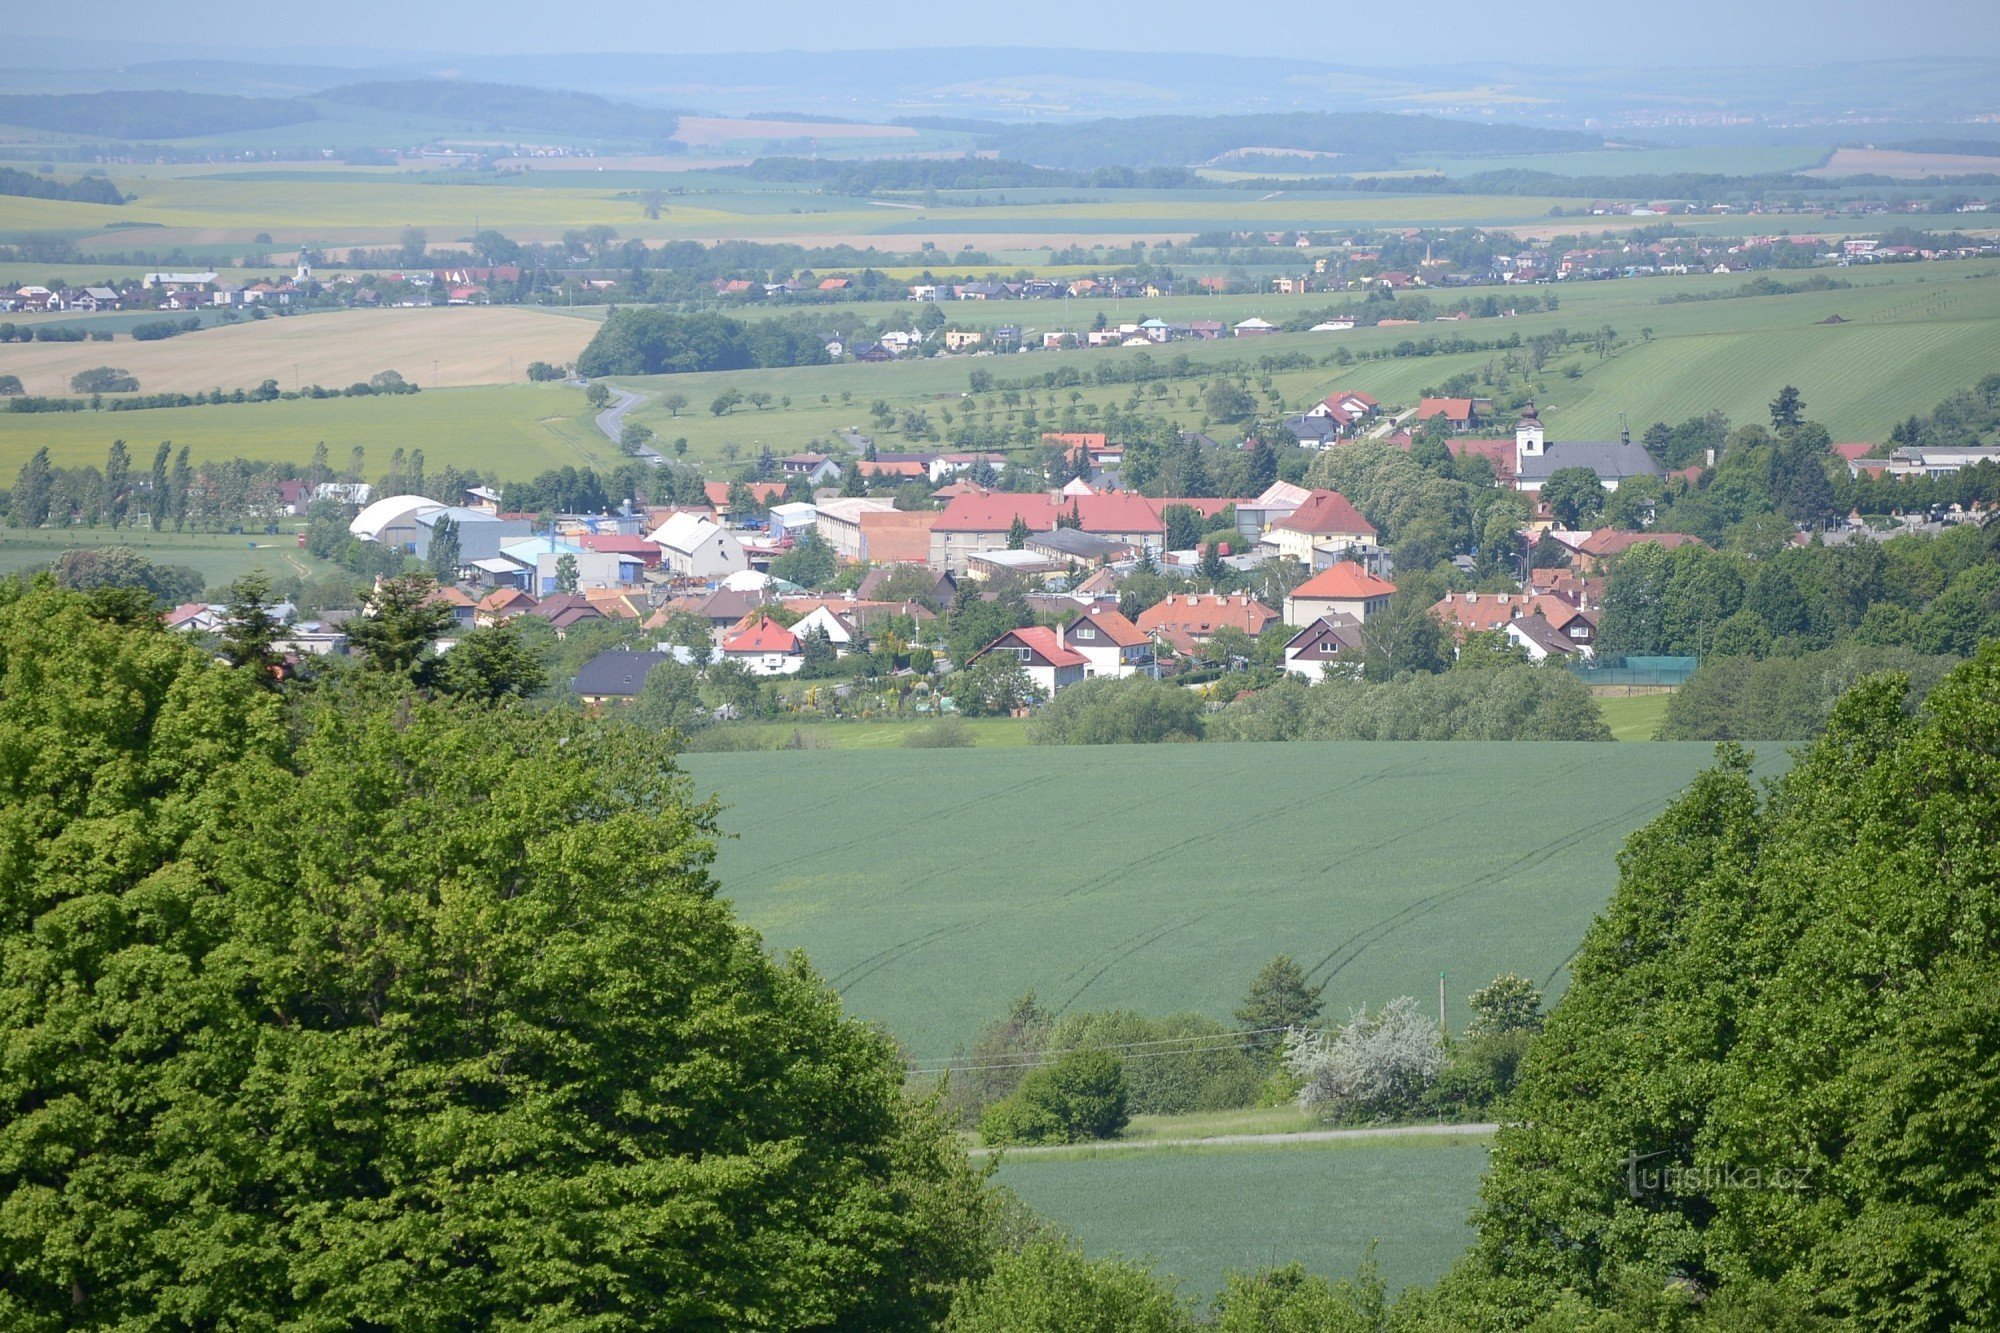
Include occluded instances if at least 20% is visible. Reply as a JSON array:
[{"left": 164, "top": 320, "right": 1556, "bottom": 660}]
[
  {"left": 0, "top": 374, "right": 21, "bottom": 395},
  {"left": 979, "top": 1048, "right": 1129, "bottom": 1146},
  {"left": 1285, "top": 996, "right": 1443, "bottom": 1124},
  {"left": 69, "top": 365, "right": 138, "bottom": 393}
]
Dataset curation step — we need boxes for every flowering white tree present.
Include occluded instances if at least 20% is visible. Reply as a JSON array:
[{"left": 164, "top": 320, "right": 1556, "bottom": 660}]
[{"left": 1284, "top": 996, "right": 1444, "bottom": 1123}]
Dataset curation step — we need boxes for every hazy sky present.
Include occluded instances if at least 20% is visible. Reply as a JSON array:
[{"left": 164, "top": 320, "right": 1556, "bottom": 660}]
[{"left": 15, "top": 0, "right": 1998, "bottom": 64}]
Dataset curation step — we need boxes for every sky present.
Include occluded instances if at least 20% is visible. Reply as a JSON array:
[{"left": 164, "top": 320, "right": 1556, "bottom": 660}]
[{"left": 12, "top": 0, "right": 1999, "bottom": 65}]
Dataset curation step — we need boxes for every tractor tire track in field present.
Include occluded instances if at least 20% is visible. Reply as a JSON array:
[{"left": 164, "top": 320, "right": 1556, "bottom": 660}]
[
  {"left": 1053, "top": 911, "right": 1218, "bottom": 1015},
  {"left": 1300, "top": 795, "right": 1662, "bottom": 989},
  {"left": 1306, "top": 801, "right": 1646, "bottom": 985}
]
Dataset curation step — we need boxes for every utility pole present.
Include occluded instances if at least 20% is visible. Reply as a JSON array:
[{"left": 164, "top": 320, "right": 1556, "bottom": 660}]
[{"left": 1439, "top": 971, "right": 1447, "bottom": 1041}]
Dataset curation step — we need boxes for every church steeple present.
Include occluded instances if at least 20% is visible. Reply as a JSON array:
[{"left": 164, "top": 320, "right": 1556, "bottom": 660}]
[{"left": 1515, "top": 400, "right": 1545, "bottom": 464}]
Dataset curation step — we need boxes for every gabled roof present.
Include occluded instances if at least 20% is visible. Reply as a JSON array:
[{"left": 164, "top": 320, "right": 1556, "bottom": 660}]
[
  {"left": 1275, "top": 490, "right": 1376, "bottom": 538},
  {"left": 1416, "top": 397, "right": 1474, "bottom": 423},
  {"left": 975, "top": 625, "right": 1087, "bottom": 669},
  {"left": 1569, "top": 529, "right": 1707, "bottom": 560},
  {"left": 573, "top": 649, "right": 675, "bottom": 698},
  {"left": 722, "top": 614, "right": 800, "bottom": 655},
  {"left": 1289, "top": 563, "right": 1396, "bottom": 600},
  {"left": 1284, "top": 614, "right": 1365, "bottom": 658},
  {"left": 1065, "top": 605, "right": 1148, "bottom": 648},
  {"left": 476, "top": 587, "right": 536, "bottom": 613},
  {"left": 649, "top": 511, "right": 728, "bottom": 554},
  {"left": 1135, "top": 593, "right": 1279, "bottom": 636}
]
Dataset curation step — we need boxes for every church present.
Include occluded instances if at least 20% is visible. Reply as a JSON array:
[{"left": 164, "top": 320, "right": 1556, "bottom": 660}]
[{"left": 1510, "top": 402, "right": 1663, "bottom": 492}]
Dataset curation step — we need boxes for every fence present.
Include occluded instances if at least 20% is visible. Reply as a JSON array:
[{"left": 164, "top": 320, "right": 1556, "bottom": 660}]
[{"left": 1569, "top": 654, "right": 1699, "bottom": 689}]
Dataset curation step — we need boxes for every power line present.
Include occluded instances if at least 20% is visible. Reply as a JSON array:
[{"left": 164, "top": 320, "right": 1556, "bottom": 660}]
[{"left": 906, "top": 1026, "right": 1297, "bottom": 1077}]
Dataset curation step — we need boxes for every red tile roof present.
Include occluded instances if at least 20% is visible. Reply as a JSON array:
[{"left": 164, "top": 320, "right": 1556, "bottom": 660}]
[
  {"left": 1275, "top": 490, "right": 1377, "bottom": 538},
  {"left": 722, "top": 614, "right": 800, "bottom": 654},
  {"left": 1571, "top": 530, "right": 1707, "bottom": 560},
  {"left": 1002, "top": 625, "right": 1088, "bottom": 668},
  {"left": 704, "top": 480, "right": 788, "bottom": 507},
  {"left": 1289, "top": 563, "right": 1396, "bottom": 600},
  {"left": 1135, "top": 593, "right": 1279, "bottom": 637},
  {"left": 1066, "top": 605, "right": 1149, "bottom": 648},
  {"left": 1416, "top": 397, "right": 1474, "bottom": 423}
]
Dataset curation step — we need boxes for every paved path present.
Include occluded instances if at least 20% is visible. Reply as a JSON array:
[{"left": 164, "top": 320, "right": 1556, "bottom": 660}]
[
  {"left": 588, "top": 383, "right": 664, "bottom": 465},
  {"left": 968, "top": 1121, "right": 1498, "bottom": 1159}
]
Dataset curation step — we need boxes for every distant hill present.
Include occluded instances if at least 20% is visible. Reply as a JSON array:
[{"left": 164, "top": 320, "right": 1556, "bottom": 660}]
[
  {"left": 0, "top": 91, "right": 316, "bottom": 139},
  {"left": 315, "top": 80, "right": 681, "bottom": 144},
  {"left": 977, "top": 112, "right": 1602, "bottom": 171}
]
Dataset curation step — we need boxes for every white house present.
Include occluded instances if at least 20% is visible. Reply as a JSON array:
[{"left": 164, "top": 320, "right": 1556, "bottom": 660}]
[
  {"left": 968, "top": 626, "right": 1087, "bottom": 697},
  {"left": 1283, "top": 563, "right": 1396, "bottom": 627},
  {"left": 649, "top": 512, "right": 749, "bottom": 579},
  {"left": 1060, "top": 605, "right": 1153, "bottom": 679},
  {"left": 720, "top": 614, "right": 803, "bottom": 675},
  {"left": 1282, "top": 616, "right": 1365, "bottom": 682}
]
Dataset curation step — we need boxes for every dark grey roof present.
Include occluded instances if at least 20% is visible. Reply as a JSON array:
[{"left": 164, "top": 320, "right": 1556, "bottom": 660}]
[
  {"left": 1026, "top": 529, "right": 1133, "bottom": 560},
  {"left": 572, "top": 649, "right": 675, "bottom": 698},
  {"left": 1284, "top": 615, "right": 1365, "bottom": 659},
  {"left": 1516, "top": 440, "right": 1663, "bottom": 483}
]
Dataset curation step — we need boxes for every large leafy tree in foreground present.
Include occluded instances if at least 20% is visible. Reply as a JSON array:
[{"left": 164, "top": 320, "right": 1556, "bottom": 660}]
[
  {"left": 1406, "top": 644, "right": 2000, "bottom": 1328},
  {"left": 0, "top": 583, "right": 989, "bottom": 1328}
]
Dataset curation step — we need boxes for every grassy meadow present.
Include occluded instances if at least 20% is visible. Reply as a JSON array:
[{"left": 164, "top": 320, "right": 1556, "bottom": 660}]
[
  {"left": 995, "top": 1134, "right": 1491, "bottom": 1299},
  {"left": 1594, "top": 691, "right": 1672, "bottom": 742},
  {"left": 0, "top": 523, "right": 335, "bottom": 588},
  {"left": 684, "top": 741, "right": 1790, "bottom": 1056}
]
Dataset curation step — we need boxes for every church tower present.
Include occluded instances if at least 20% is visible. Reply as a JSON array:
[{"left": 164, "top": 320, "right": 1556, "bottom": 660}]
[{"left": 1515, "top": 401, "right": 1546, "bottom": 469}]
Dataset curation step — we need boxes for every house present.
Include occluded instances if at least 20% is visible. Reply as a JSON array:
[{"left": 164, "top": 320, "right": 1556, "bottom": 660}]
[
  {"left": 649, "top": 512, "right": 749, "bottom": 579},
  {"left": 1284, "top": 563, "right": 1396, "bottom": 626},
  {"left": 1233, "top": 317, "right": 1280, "bottom": 337},
  {"left": 944, "top": 329, "right": 985, "bottom": 352},
  {"left": 1136, "top": 592, "right": 1279, "bottom": 644},
  {"left": 1553, "top": 528, "right": 1708, "bottom": 573},
  {"left": 1504, "top": 613, "right": 1582, "bottom": 662},
  {"left": 1268, "top": 490, "right": 1377, "bottom": 566},
  {"left": 1415, "top": 398, "right": 1478, "bottom": 432},
  {"left": 1282, "top": 615, "right": 1366, "bottom": 682},
  {"left": 929, "top": 492, "right": 1180, "bottom": 572},
  {"left": 857, "top": 564, "right": 956, "bottom": 606},
  {"left": 1510, "top": 404, "right": 1664, "bottom": 493},
  {"left": 578, "top": 533, "right": 664, "bottom": 570},
  {"left": 526, "top": 593, "right": 605, "bottom": 635},
  {"left": 1429, "top": 590, "right": 1594, "bottom": 657},
  {"left": 474, "top": 587, "right": 537, "bottom": 625},
  {"left": 1061, "top": 605, "right": 1153, "bottom": 678},
  {"left": 572, "top": 648, "right": 677, "bottom": 706},
  {"left": 1235, "top": 481, "right": 1313, "bottom": 538},
  {"left": 424, "top": 586, "right": 477, "bottom": 629},
  {"left": 720, "top": 614, "right": 803, "bottom": 675},
  {"left": 779, "top": 452, "right": 842, "bottom": 486},
  {"left": 968, "top": 626, "right": 1087, "bottom": 697}
]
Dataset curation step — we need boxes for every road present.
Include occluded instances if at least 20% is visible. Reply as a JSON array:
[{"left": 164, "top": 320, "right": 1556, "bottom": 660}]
[
  {"left": 967, "top": 1120, "right": 1498, "bottom": 1159},
  {"left": 588, "top": 383, "right": 664, "bottom": 465}
]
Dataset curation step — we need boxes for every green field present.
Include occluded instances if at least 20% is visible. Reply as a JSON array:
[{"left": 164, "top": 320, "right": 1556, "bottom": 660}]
[
  {"left": 0, "top": 524, "right": 335, "bottom": 589},
  {"left": 684, "top": 741, "right": 1788, "bottom": 1056},
  {"left": 996, "top": 1135, "right": 1490, "bottom": 1299},
  {"left": 0, "top": 383, "right": 613, "bottom": 475},
  {"left": 1595, "top": 692, "right": 1672, "bottom": 741}
]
